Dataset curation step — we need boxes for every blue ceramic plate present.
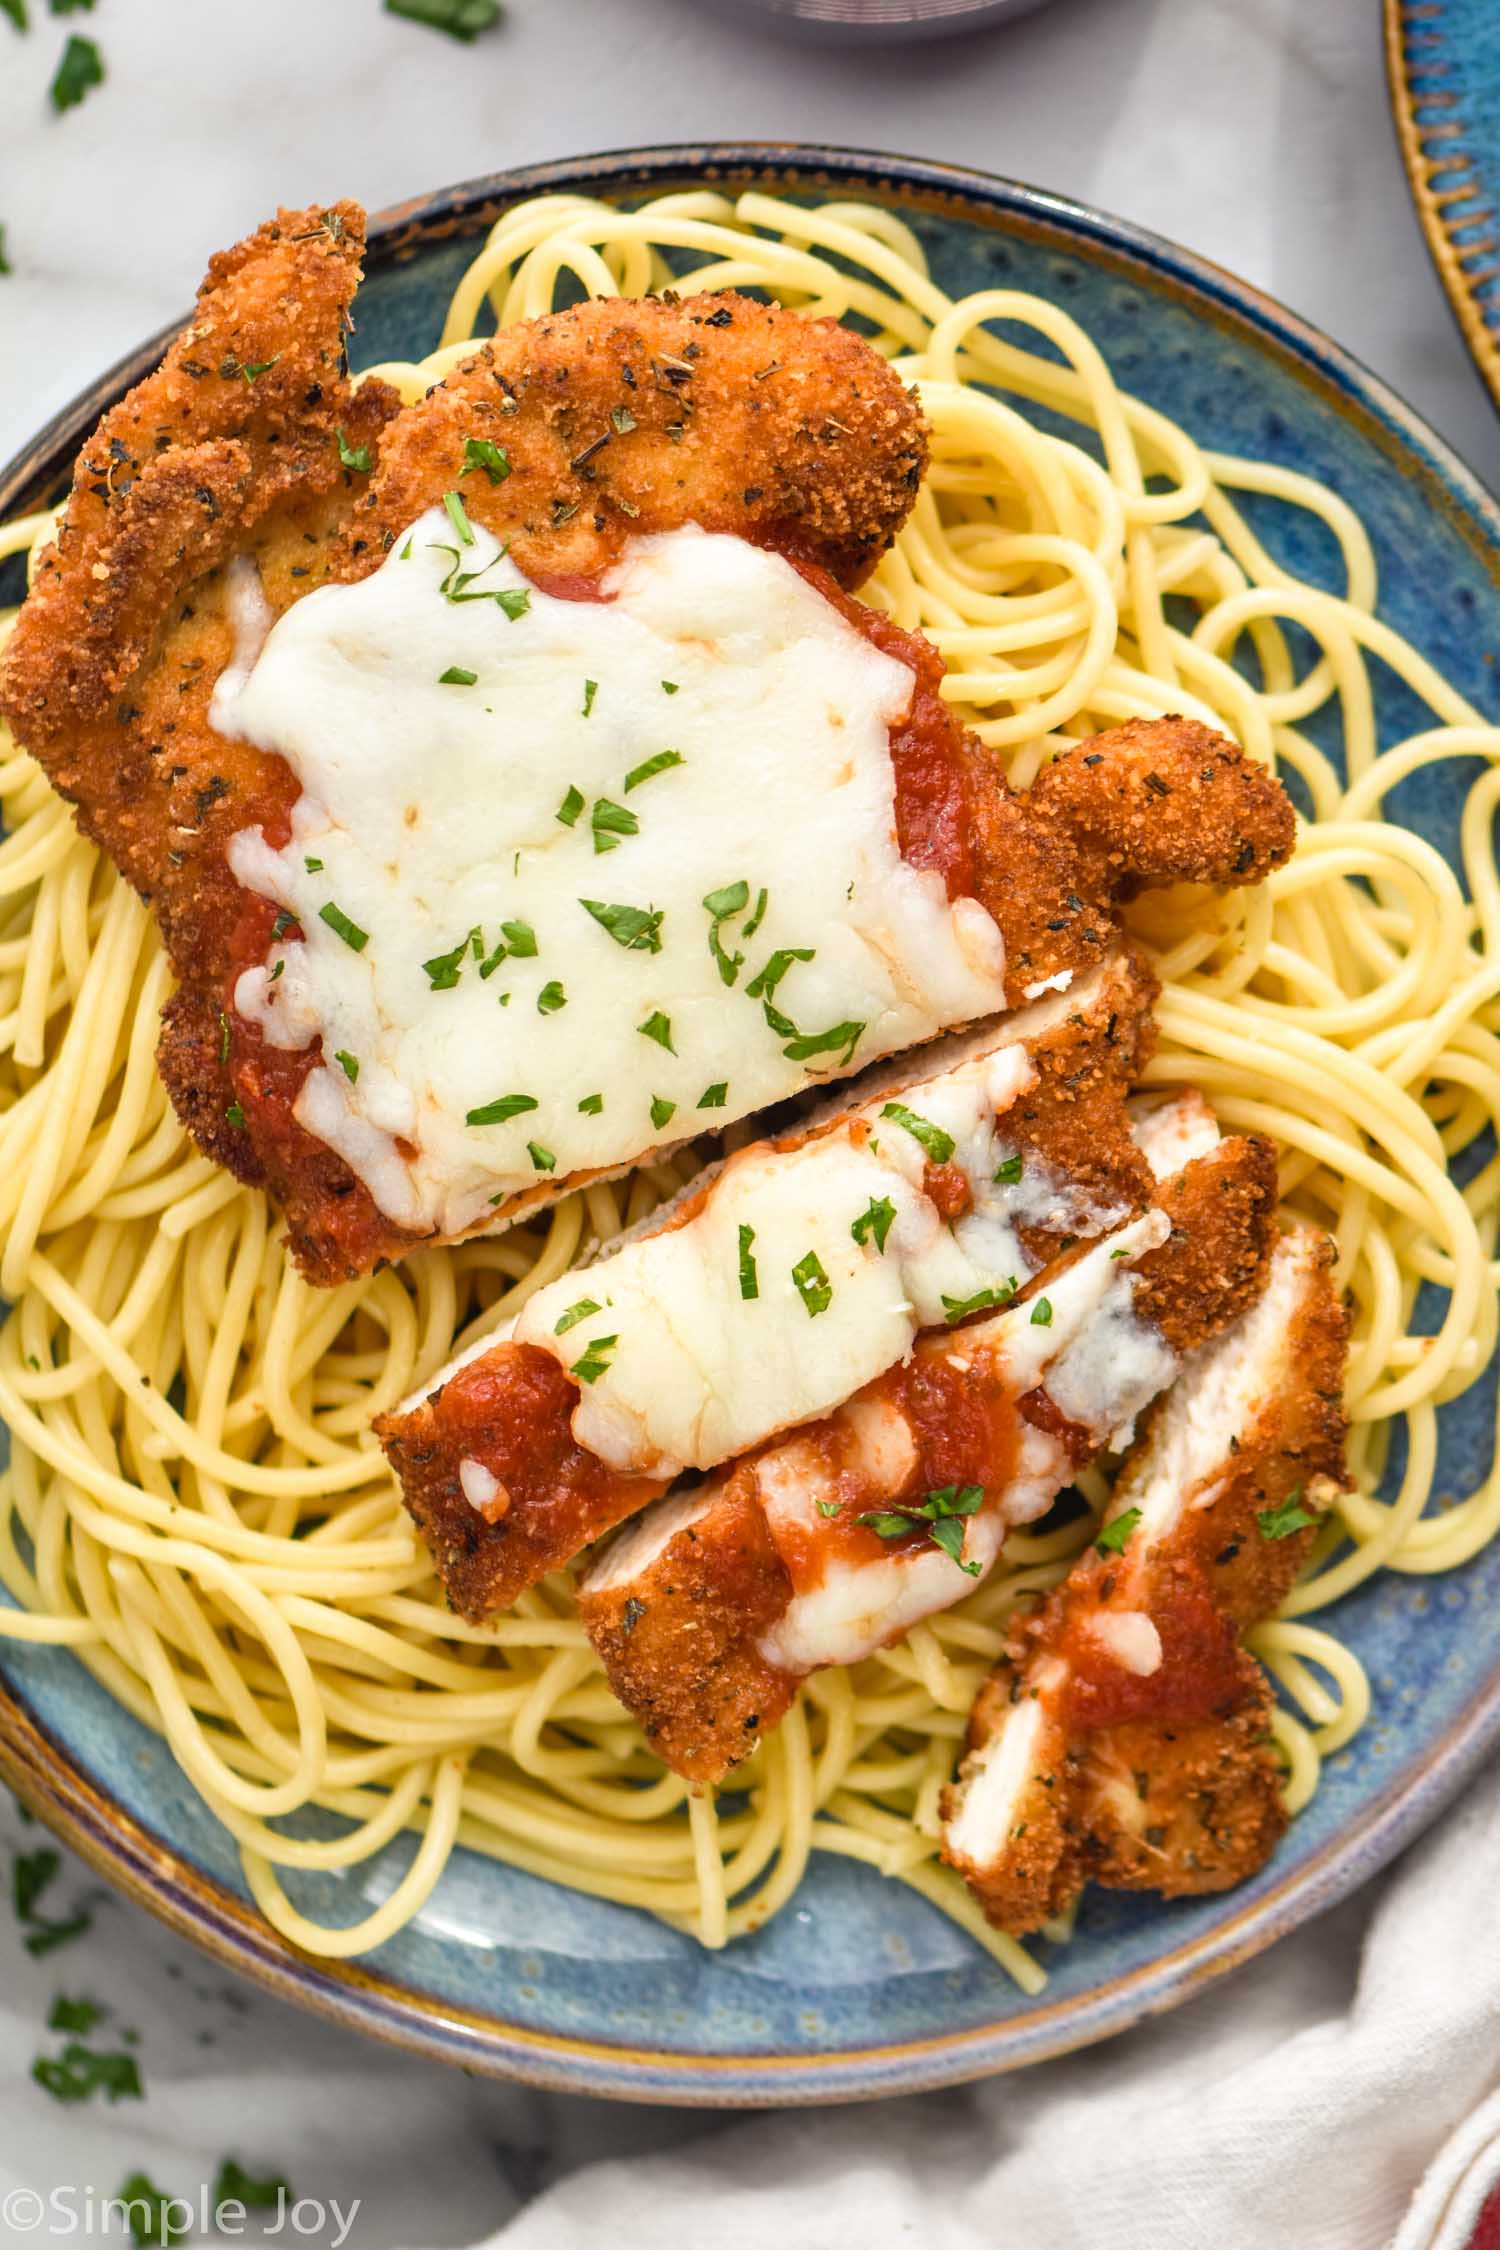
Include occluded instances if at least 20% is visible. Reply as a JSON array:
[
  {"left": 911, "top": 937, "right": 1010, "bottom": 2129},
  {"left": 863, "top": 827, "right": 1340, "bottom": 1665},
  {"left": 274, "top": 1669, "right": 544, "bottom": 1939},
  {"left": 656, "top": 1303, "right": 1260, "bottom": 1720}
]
[
  {"left": 1388, "top": 0, "right": 1500, "bottom": 409},
  {"left": 2, "top": 146, "right": 1498, "bottom": 2106}
]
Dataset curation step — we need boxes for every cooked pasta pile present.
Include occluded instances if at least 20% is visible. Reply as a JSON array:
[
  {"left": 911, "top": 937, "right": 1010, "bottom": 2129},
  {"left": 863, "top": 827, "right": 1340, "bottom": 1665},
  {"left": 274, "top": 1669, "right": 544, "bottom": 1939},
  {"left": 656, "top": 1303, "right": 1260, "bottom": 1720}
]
[{"left": 0, "top": 190, "right": 1496, "bottom": 1988}]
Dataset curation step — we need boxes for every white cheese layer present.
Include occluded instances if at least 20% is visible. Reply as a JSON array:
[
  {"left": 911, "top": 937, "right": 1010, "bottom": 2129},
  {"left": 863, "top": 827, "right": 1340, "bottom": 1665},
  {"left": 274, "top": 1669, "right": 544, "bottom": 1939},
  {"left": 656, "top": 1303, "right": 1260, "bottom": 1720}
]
[
  {"left": 213, "top": 515, "right": 1008, "bottom": 1237},
  {"left": 514, "top": 1026, "right": 1125, "bottom": 1480}
]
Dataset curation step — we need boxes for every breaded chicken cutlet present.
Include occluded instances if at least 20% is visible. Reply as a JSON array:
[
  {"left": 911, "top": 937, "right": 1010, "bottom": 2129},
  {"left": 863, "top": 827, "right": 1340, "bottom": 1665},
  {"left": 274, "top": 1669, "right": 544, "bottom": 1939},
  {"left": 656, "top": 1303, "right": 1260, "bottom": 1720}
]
[
  {"left": 0, "top": 202, "right": 1295, "bottom": 1286},
  {"left": 940, "top": 1222, "right": 1349, "bottom": 1932}
]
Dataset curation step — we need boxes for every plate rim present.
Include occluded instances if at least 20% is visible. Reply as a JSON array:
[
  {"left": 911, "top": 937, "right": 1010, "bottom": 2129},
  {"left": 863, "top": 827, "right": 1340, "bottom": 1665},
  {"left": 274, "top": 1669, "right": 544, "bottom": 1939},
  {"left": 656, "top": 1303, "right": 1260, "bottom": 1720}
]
[
  {"left": 2, "top": 139, "right": 1499, "bottom": 2107},
  {"left": 1385, "top": 0, "right": 1500, "bottom": 415}
]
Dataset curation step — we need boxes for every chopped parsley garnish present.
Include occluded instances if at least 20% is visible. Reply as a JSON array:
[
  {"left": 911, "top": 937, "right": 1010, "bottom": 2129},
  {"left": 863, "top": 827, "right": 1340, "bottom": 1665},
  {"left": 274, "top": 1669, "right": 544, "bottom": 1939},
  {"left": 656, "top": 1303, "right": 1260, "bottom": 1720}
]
[
  {"left": 269, "top": 960, "right": 284, "bottom": 982},
  {"left": 225, "top": 1103, "right": 247, "bottom": 1130},
  {"left": 0, "top": 226, "right": 10, "bottom": 278},
  {"left": 439, "top": 664, "right": 478, "bottom": 686},
  {"left": 270, "top": 909, "right": 298, "bottom": 942},
  {"left": 851, "top": 1196, "right": 896, "bottom": 1253},
  {"left": 743, "top": 887, "right": 768, "bottom": 940},
  {"left": 702, "top": 880, "right": 752, "bottom": 986},
  {"left": 556, "top": 785, "right": 585, "bottom": 827},
  {"left": 661, "top": 679, "right": 680, "bottom": 695},
  {"left": 623, "top": 749, "right": 683, "bottom": 792},
  {"left": 49, "top": 32, "right": 103, "bottom": 112},
  {"left": 1258, "top": 1490, "right": 1315, "bottom": 1541},
  {"left": 578, "top": 1092, "right": 604, "bottom": 1115},
  {"left": 591, "top": 797, "right": 639, "bottom": 853},
  {"left": 25, "top": 1911, "right": 93, "bottom": 1959},
  {"left": 745, "top": 946, "right": 812, "bottom": 1003},
  {"left": 697, "top": 1081, "right": 728, "bottom": 1109},
  {"left": 571, "top": 1334, "right": 618, "bottom": 1384},
  {"left": 527, "top": 1141, "right": 556, "bottom": 1172},
  {"left": 649, "top": 1094, "right": 676, "bottom": 1131},
  {"left": 993, "top": 1153, "right": 1024, "bottom": 1185},
  {"left": 318, "top": 902, "right": 369, "bottom": 952},
  {"left": 581, "top": 677, "right": 598, "bottom": 717},
  {"left": 782, "top": 1019, "right": 863, "bottom": 1067},
  {"left": 791, "top": 1250, "right": 833, "bottom": 1318},
  {"left": 611, "top": 404, "right": 637, "bottom": 434},
  {"left": 537, "top": 980, "right": 566, "bottom": 1014},
  {"left": 214, "top": 2160, "right": 291, "bottom": 2217},
  {"left": 738, "top": 1224, "right": 758, "bottom": 1300},
  {"left": 496, "top": 588, "right": 531, "bottom": 622},
  {"left": 335, "top": 1050, "right": 359, "bottom": 1084},
  {"left": 582, "top": 898, "right": 663, "bottom": 953},
  {"left": 1095, "top": 1506, "right": 1142, "bottom": 1557},
  {"left": 816, "top": 1499, "right": 843, "bottom": 1519},
  {"left": 336, "top": 429, "right": 373, "bottom": 474},
  {"left": 554, "top": 1298, "right": 601, "bottom": 1335},
  {"left": 116, "top": 2172, "right": 184, "bottom": 2247},
  {"left": 1029, "top": 1296, "right": 1053, "bottom": 1327},
  {"left": 856, "top": 1485, "right": 984, "bottom": 1574},
  {"left": 0, "top": 3, "right": 22, "bottom": 34},
  {"left": 466, "top": 1092, "right": 538, "bottom": 1127},
  {"left": 1110, "top": 1246, "right": 1131, "bottom": 1259},
  {"left": 442, "top": 489, "right": 476, "bottom": 546},
  {"left": 941, "top": 1280, "right": 1017, "bottom": 1321},
  {"left": 431, "top": 545, "right": 508, "bottom": 604},
  {"left": 49, "top": 1996, "right": 103, "bottom": 2035},
  {"left": 33, "top": 2042, "right": 143, "bottom": 2104},
  {"left": 500, "top": 918, "right": 538, "bottom": 957},
  {"left": 385, "top": 0, "right": 503, "bottom": 39},
  {"left": 880, "top": 1101, "right": 955, "bottom": 1165},
  {"left": 462, "top": 435, "right": 512, "bottom": 485},
  {"left": 241, "top": 357, "right": 279, "bottom": 383},
  {"left": 15, "top": 1847, "right": 59, "bottom": 1920},
  {"left": 218, "top": 1011, "right": 231, "bottom": 1066},
  {"left": 303, "top": 855, "right": 323, "bottom": 872},
  {"left": 639, "top": 1010, "right": 674, "bottom": 1052},
  {"left": 423, "top": 936, "right": 471, "bottom": 989}
]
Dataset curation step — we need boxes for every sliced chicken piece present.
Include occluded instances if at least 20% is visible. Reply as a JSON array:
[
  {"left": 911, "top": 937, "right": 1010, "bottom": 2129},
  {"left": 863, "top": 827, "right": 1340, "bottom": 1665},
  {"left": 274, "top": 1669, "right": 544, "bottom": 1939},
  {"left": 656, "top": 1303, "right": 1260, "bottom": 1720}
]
[
  {"left": 379, "top": 951, "right": 1161, "bottom": 1619},
  {"left": 940, "top": 1225, "right": 1349, "bottom": 1932},
  {"left": 579, "top": 1121, "right": 1278, "bottom": 1781}
]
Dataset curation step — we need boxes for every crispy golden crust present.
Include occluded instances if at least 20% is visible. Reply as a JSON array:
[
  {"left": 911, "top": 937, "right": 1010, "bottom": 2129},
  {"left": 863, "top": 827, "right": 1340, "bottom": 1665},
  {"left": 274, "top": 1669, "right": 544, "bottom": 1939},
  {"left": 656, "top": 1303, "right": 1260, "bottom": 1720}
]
[
  {"left": 1131, "top": 1133, "right": 1280, "bottom": 1356},
  {"left": 338, "top": 292, "right": 927, "bottom": 592},
  {"left": 942, "top": 1226, "right": 1350, "bottom": 1934},
  {"left": 577, "top": 1474, "right": 797, "bottom": 1783}
]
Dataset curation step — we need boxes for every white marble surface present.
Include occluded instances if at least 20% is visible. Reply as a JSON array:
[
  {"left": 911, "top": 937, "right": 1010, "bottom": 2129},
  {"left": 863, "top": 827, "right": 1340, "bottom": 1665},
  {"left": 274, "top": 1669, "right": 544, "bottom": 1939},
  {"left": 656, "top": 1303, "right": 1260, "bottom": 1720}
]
[{"left": 1, "top": 2, "right": 1498, "bottom": 2244}]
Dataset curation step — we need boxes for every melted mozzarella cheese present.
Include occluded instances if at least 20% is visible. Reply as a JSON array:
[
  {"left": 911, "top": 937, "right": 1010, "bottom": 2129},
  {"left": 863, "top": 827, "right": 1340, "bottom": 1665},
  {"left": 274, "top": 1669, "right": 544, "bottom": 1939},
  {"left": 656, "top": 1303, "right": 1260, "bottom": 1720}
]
[
  {"left": 513, "top": 1032, "right": 1105, "bottom": 1479},
  {"left": 943, "top": 1692, "right": 1048, "bottom": 1868},
  {"left": 212, "top": 516, "right": 1008, "bottom": 1236}
]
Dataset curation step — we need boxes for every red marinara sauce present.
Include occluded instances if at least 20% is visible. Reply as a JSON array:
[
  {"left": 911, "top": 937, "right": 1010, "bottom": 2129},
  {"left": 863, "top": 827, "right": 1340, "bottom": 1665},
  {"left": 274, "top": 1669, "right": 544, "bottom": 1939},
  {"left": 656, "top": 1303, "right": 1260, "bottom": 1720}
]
[{"left": 1057, "top": 1569, "right": 1245, "bottom": 1732}]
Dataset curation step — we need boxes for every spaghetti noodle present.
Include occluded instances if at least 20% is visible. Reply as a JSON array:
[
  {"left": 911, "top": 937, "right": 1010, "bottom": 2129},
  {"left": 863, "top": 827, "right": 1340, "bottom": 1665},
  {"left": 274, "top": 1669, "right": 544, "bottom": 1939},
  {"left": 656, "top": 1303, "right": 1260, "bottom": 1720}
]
[{"left": 0, "top": 189, "right": 1496, "bottom": 1987}]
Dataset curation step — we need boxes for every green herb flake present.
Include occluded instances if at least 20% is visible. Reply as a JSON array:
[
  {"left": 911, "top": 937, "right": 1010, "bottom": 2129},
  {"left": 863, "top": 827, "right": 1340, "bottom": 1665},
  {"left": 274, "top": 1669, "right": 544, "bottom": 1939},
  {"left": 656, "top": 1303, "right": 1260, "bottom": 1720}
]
[
  {"left": 49, "top": 1995, "right": 103, "bottom": 2035},
  {"left": 554, "top": 1298, "right": 601, "bottom": 1336},
  {"left": 571, "top": 1334, "right": 618, "bottom": 1385},
  {"left": 941, "top": 1281, "right": 1017, "bottom": 1322},
  {"left": 927, "top": 1514, "right": 982, "bottom": 1574},
  {"left": 496, "top": 587, "right": 531, "bottom": 622},
  {"left": 791, "top": 1250, "right": 833, "bottom": 1319},
  {"left": 318, "top": 902, "right": 369, "bottom": 953},
  {"left": 639, "top": 1010, "right": 674, "bottom": 1053},
  {"left": 423, "top": 936, "right": 470, "bottom": 989},
  {"left": 115, "top": 2172, "right": 185, "bottom": 2248},
  {"left": 461, "top": 435, "right": 512, "bottom": 485},
  {"left": 303, "top": 855, "right": 323, "bottom": 872},
  {"left": 14, "top": 1847, "right": 59, "bottom": 1920},
  {"left": 214, "top": 2159, "right": 291, "bottom": 2216},
  {"left": 465, "top": 1092, "right": 538, "bottom": 1127},
  {"left": 661, "top": 679, "right": 680, "bottom": 695},
  {"left": 581, "top": 678, "right": 598, "bottom": 718},
  {"left": 738, "top": 1224, "right": 759, "bottom": 1301},
  {"left": 217, "top": 1010, "right": 231, "bottom": 1066},
  {"left": 581, "top": 898, "right": 663, "bottom": 953},
  {"left": 1096, "top": 1506, "right": 1143, "bottom": 1557},
  {"left": 49, "top": 33, "right": 104, "bottom": 113},
  {"left": 816, "top": 1499, "right": 843, "bottom": 1519},
  {"left": 0, "top": 2, "right": 23, "bottom": 32},
  {"left": 225, "top": 1103, "right": 247, "bottom": 1130},
  {"left": 526, "top": 1141, "right": 556, "bottom": 1173},
  {"left": 439, "top": 665, "right": 478, "bottom": 686},
  {"left": 333, "top": 1050, "right": 359, "bottom": 1086},
  {"left": 697, "top": 1081, "right": 728, "bottom": 1109},
  {"left": 1029, "top": 1296, "right": 1053, "bottom": 1328},
  {"left": 1258, "top": 1490, "right": 1315, "bottom": 1541},
  {"left": 556, "top": 785, "right": 585, "bottom": 828},
  {"left": 591, "top": 797, "right": 639, "bottom": 854},
  {"left": 537, "top": 980, "right": 566, "bottom": 1014},
  {"left": 611, "top": 404, "right": 638, "bottom": 435},
  {"left": 385, "top": 0, "right": 503, "bottom": 40},
  {"left": 32, "top": 2042, "right": 143, "bottom": 2105},
  {"left": 857, "top": 1511, "right": 920, "bottom": 1541},
  {"left": 577, "top": 1092, "right": 604, "bottom": 1115},
  {"left": 649, "top": 1094, "right": 676, "bottom": 1131},
  {"left": 993, "top": 1153, "right": 1024, "bottom": 1185},
  {"left": 336, "top": 429, "right": 373, "bottom": 474},
  {"left": 851, "top": 1196, "right": 896, "bottom": 1254},
  {"left": 745, "top": 946, "right": 813, "bottom": 1002},
  {"left": 0, "top": 226, "right": 11, "bottom": 278},
  {"left": 781, "top": 1018, "right": 863, "bottom": 1067},
  {"left": 702, "top": 879, "right": 751, "bottom": 986},
  {"left": 500, "top": 918, "right": 537, "bottom": 956},
  {"left": 442, "top": 489, "right": 476, "bottom": 547},
  {"left": 880, "top": 1101, "right": 956, "bottom": 1165},
  {"left": 25, "top": 1911, "right": 93, "bottom": 1958},
  {"left": 623, "top": 749, "right": 683, "bottom": 792}
]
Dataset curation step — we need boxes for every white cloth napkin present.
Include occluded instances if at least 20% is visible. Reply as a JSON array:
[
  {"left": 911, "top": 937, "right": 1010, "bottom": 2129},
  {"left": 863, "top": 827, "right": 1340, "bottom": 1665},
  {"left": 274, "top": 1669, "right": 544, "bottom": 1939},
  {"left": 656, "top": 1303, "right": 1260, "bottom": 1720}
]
[{"left": 3, "top": 1760, "right": 1499, "bottom": 2250}]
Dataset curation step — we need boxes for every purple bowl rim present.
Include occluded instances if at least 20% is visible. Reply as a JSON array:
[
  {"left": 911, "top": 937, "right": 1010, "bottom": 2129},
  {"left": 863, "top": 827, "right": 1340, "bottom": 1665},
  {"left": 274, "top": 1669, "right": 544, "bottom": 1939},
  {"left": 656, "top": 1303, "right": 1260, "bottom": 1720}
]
[{"left": 1, "top": 139, "right": 1498, "bottom": 2107}]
